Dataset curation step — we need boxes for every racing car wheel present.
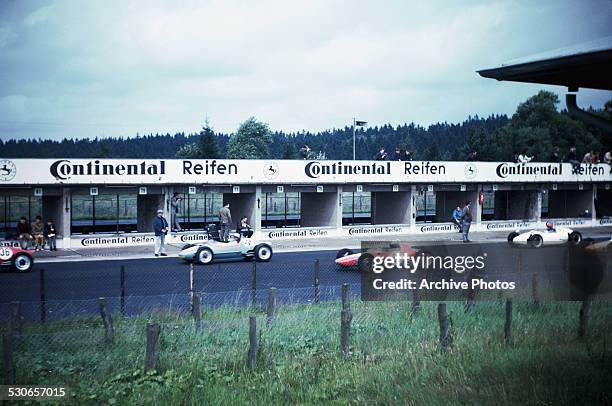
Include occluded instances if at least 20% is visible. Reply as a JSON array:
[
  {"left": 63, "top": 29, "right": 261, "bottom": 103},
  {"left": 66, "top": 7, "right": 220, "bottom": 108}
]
[
  {"left": 336, "top": 248, "right": 354, "bottom": 259},
  {"left": 254, "top": 244, "right": 273, "bottom": 262},
  {"left": 196, "top": 247, "right": 214, "bottom": 264},
  {"left": 527, "top": 234, "right": 543, "bottom": 248},
  {"left": 568, "top": 231, "right": 582, "bottom": 245},
  {"left": 12, "top": 253, "right": 33, "bottom": 272},
  {"left": 358, "top": 253, "right": 374, "bottom": 272},
  {"left": 507, "top": 231, "right": 519, "bottom": 243}
]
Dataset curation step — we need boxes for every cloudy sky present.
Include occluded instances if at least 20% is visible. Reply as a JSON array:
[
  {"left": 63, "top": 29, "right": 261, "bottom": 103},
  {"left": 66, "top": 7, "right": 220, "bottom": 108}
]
[{"left": 1, "top": 0, "right": 611, "bottom": 140}]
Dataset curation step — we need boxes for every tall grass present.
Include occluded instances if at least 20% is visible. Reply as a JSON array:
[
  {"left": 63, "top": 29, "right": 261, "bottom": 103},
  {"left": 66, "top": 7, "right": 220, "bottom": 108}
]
[{"left": 3, "top": 299, "right": 611, "bottom": 405}]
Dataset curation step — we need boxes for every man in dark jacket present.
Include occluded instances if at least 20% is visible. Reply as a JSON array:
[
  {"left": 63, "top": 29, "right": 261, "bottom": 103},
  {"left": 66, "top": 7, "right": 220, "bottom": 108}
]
[
  {"left": 153, "top": 209, "right": 168, "bottom": 257},
  {"left": 460, "top": 201, "right": 473, "bottom": 243},
  {"left": 16, "top": 217, "right": 32, "bottom": 249},
  {"left": 44, "top": 219, "right": 57, "bottom": 251},
  {"left": 218, "top": 203, "right": 232, "bottom": 242}
]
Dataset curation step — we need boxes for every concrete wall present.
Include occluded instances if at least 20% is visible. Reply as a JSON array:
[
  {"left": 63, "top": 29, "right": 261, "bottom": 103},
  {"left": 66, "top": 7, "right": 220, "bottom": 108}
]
[
  {"left": 493, "top": 191, "right": 539, "bottom": 220},
  {"left": 301, "top": 192, "right": 339, "bottom": 227},
  {"left": 371, "top": 192, "right": 412, "bottom": 224},
  {"left": 222, "top": 193, "right": 257, "bottom": 230},
  {"left": 547, "top": 190, "right": 594, "bottom": 218},
  {"left": 137, "top": 194, "right": 164, "bottom": 232},
  {"left": 596, "top": 187, "right": 612, "bottom": 217}
]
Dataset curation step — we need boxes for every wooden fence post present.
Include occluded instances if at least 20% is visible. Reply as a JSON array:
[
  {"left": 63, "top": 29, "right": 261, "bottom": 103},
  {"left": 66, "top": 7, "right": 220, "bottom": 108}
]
[
  {"left": 193, "top": 293, "right": 202, "bottom": 331},
  {"left": 578, "top": 299, "right": 590, "bottom": 339},
  {"left": 251, "top": 262, "right": 257, "bottom": 308},
  {"left": 2, "top": 334, "right": 15, "bottom": 385},
  {"left": 314, "top": 259, "right": 320, "bottom": 304},
  {"left": 144, "top": 323, "right": 161, "bottom": 372},
  {"left": 266, "top": 288, "right": 277, "bottom": 328},
  {"left": 438, "top": 303, "right": 450, "bottom": 350},
  {"left": 189, "top": 262, "right": 195, "bottom": 315},
  {"left": 120, "top": 265, "right": 126, "bottom": 317},
  {"left": 504, "top": 298, "right": 513, "bottom": 344},
  {"left": 98, "top": 298, "right": 114, "bottom": 343},
  {"left": 9, "top": 302, "right": 22, "bottom": 347},
  {"left": 248, "top": 316, "right": 257, "bottom": 369},
  {"left": 340, "top": 309, "right": 352, "bottom": 359},
  {"left": 341, "top": 283, "right": 350, "bottom": 311},
  {"left": 532, "top": 273, "right": 540, "bottom": 307},
  {"left": 40, "top": 268, "right": 46, "bottom": 323}
]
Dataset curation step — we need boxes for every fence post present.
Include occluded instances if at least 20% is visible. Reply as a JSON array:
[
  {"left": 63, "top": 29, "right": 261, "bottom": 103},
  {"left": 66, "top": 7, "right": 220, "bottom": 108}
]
[
  {"left": 251, "top": 262, "right": 257, "bottom": 308},
  {"left": 341, "top": 283, "right": 350, "bottom": 311},
  {"left": 340, "top": 309, "right": 352, "bottom": 359},
  {"left": 189, "top": 262, "right": 195, "bottom": 315},
  {"left": 504, "top": 298, "right": 512, "bottom": 345},
  {"left": 266, "top": 288, "right": 277, "bottom": 328},
  {"left": 120, "top": 265, "right": 126, "bottom": 317},
  {"left": 9, "top": 302, "right": 22, "bottom": 347},
  {"left": 411, "top": 289, "right": 421, "bottom": 313},
  {"left": 578, "top": 298, "right": 590, "bottom": 339},
  {"left": 98, "top": 298, "right": 114, "bottom": 343},
  {"left": 193, "top": 293, "right": 202, "bottom": 332},
  {"left": 2, "top": 334, "right": 15, "bottom": 385},
  {"left": 532, "top": 273, "right": 539, "bottom": 307},
  {"left": 144, "top": 323, "right": 161, "bottom": 372},
  {"left": 39, "top": 268, "right": 46, "bottom": 323},
  {"left": 248, "top": 316, "right": 257, "bottom": 369},
  {"left": 438, "top": 303, "right": 450, "bottom": 350},
  {"left": 314, "top": 259, "right": 320, "bottom": 304}
]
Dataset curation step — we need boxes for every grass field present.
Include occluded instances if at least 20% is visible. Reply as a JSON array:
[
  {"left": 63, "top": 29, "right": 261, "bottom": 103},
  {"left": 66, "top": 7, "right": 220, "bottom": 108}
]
[{"left": 3, "top": 299, "right": 612, "bottom": 405}]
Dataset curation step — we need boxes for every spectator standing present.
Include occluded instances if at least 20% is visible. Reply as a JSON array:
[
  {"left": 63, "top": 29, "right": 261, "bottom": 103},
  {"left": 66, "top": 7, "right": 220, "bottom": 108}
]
[
  {"left": 518, "top": 150, "right": 533, "bottom": 163},
  {"left": 566, "top": 146, "right": 580, "bottom": 171},
  {"left": 218, "top": 202, "right": 232, "bottom": 242},
  {"left": 16, "top": 217, "right": 32, "bottom": 249},
  {"left": 153, "top": 209, "right": 168, "bottom": 257},
  {"left": 549, "top": 146, "right": 561, "bottom": 163},
  {"left": 451, "top": 206, "right": 463, "bottom": 233},
  {"left": 466, "top": 151, "right": 478, "bottom": 161},
  {"left": 404, "top": 149, "right": 413, "bottom": 161},
  {"left": 603, "top": 149, "right": 612, "bottom": 173},
  {"left": 239, "top": 216, "right": 253, "bottom": 238},
  {"left": 591, "top": 151, "right": 600, "bottom": 164},
  {"left": 44, "top": 219, "right": 57, "bottom": 251},
  {"left": 393, "top": 147, "right": 402, "bottom": 161},
  {"left": 170, "top": 192, "right": 183, "bottom": 232},
  {"left": 460, "top": 201, "right": 473, "bottom": 243},
  {"left": 511, "top": 151, "right": 519, "bottom": 163},
  {"left": 299, "top": 145, "right": 311, "bottom": 160},
  {"left": 375, "top": 146, "right": 388, "bottom": 161},
  {"left": 582, "top": 150, "right": 594, "bottom": 164},
  {"left": 31, "top": 216, "right": 44, "bottom": 251}
]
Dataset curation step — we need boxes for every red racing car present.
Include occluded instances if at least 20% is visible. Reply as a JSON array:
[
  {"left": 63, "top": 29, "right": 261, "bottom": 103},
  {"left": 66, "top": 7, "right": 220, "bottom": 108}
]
[
  {"left": 335, "top": 242, "right": 418, "bottom": 271},
  {"left": 0, "top": 246, "right": 35, "bottom": 272}
]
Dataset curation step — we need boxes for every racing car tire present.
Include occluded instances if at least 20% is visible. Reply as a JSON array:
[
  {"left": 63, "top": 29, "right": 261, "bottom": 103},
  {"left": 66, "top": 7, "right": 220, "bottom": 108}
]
[
  {"left": 12, "top": 253, "right": 33, "bottom": 272},
  {"left": 358, "top": 253, "right": 374, "bottom": 272},
  {"left": 527, "top": 234, "right": 543, "bottom": 248},
  {"left": 507, "top": 232, "right": 519, "bottom": 243},
  {"left": 568, "top": 231, "right": 582, "bottom": 245},
  {"left": 336, "top": 248, "right": 354, "bottom": 259},
  {"left": 254, "top": 244, "right": 273, "bottom": 262},
  {"left": 181, "top": 244, "right": 195, "bottom": 251},
  {"left": 196, "top": 247, "right": 214, "bottom": 265}
]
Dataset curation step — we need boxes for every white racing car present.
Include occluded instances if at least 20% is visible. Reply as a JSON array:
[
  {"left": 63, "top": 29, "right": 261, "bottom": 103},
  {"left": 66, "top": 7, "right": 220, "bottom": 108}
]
[
  {"left": 507, "top": 222, "right": 582, "bottom": 248},
  {"left": 178, "top": 225, "right": 273, "bottom": 264}
]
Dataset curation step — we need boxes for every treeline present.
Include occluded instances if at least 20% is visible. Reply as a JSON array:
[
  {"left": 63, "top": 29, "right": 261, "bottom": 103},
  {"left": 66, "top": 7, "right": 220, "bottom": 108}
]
[{"left": 1, "top": 91, "right": 610, "bottom": 161}]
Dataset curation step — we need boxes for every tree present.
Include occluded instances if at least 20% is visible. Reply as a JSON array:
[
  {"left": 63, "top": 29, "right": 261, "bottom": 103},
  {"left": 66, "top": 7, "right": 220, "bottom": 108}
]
[
  {"left": 281, "top": 142, "right": 295, "bottom": 159},
  {"left": 198, "top": 119, "right": 219, "bottom": 159},
  {"left": 226, "top": 117, "right": 273, "bottom": 159},
  {"left": 175, "top": 143, "right": 200, "bottom": 159}
]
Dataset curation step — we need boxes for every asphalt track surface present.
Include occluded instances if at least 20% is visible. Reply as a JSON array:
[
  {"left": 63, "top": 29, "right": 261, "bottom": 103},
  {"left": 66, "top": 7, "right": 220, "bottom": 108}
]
[{"left": 1, "top": 240, "right": 610, "bottom": 322}]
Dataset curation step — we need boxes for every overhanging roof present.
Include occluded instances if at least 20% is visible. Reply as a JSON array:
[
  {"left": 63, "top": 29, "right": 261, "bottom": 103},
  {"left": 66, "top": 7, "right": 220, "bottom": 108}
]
[{"left": 477, "top": 37, "right": 612, "bottom": 91}]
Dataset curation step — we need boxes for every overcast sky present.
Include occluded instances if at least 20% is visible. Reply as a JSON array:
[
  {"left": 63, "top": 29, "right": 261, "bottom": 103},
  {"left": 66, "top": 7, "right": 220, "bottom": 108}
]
[{"left": 1, "top": 0, "right": 611, "bottom": 140}]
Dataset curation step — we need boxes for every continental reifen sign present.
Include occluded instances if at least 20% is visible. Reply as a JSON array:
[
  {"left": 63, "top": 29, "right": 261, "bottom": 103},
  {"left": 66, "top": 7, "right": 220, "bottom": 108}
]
[{"left": 0, "top": 159, "right": 610, "bottom": 185}]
